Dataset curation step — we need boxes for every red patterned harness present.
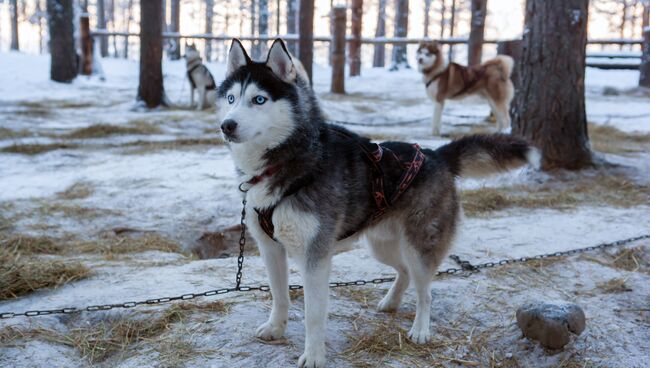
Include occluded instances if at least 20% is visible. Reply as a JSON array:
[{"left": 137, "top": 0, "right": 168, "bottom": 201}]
[{"left": 253, "top": 130, "right": 426, "bottom": 241}]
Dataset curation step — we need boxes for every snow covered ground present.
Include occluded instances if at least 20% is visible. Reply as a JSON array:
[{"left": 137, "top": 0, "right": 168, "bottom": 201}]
[{"left": 0, "top": 52, "right": 649, "bottom": 367}]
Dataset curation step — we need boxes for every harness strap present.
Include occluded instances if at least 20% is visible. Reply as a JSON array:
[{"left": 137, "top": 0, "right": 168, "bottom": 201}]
[
  {"left": 425, "top": 71, "right": 444, "bottom": 88},
  {"left": 254, "top": 132, "right": 425, "bottom": 241},
  {"left": 187, "top": 64, "right": 217, "bottom": 91}
]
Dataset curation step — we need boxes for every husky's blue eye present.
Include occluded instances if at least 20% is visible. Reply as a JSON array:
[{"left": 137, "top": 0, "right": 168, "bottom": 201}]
[
  {"left": 253, "top": 95, "right": 267, "bottom": 105},
  {"left": 227, "top": 94, "right": 235, "bottom": 104}
]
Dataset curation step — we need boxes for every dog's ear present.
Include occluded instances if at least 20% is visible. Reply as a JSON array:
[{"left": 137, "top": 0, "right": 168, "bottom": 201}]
[
  {"left": 227, "top": 39, "right": 251, "bottom": 75},
  {"left": 265, "top": 39, "right": 296, "bottom": 83}
]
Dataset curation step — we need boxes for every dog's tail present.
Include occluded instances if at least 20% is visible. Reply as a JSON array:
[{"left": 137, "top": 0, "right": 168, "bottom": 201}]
[
  {"left": 436, "top": 134, "right": 540, "bottom": 178},
  {"left": 493, "top": 55, "right": 514, "bottom": 79}
]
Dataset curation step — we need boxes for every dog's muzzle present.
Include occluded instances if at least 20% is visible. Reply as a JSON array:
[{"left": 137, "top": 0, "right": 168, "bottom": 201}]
[{"left": 221, "top": 119, "right": 238, "bottom": 139}]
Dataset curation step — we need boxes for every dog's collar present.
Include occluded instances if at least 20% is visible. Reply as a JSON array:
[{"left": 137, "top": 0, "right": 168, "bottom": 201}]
[
  {"left": 239, "top": 164, "right": 282, "bottom": 192},
  {"left": 425, "top": 71, "right": 444, "bottom": 88}
]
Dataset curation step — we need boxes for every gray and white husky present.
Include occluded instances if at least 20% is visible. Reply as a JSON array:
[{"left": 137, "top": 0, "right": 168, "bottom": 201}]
[
  {"left": 217, "top": 38, "right": 540, "bottom": 368},
  {"left": 184, "top": 44, "right": 217, "bottom": 110}
]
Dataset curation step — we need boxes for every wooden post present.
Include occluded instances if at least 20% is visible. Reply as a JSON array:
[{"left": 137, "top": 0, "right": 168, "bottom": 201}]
[
  {"left": 497, "top": 39, "right": 522, "bottom": 88},
  {"left": 79, "top": 13, "right": 93, "bottom": 75},
  {"left": 467, "top": 0, "right": 487, "bottom": 66},
  {"left": 331, "top": 6, "right": 346, "bottom": 93},
  {"left": 299, "top": 0, "right": 315, "bottom": 83},
  {"left": 349, "top": 0, "right": 363, "bottom": 76},
  {"left": 640, "top": 27, "right": 650, "bottom": 88}
]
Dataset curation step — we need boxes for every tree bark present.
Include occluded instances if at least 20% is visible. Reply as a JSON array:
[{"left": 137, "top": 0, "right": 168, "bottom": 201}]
[
  {"left": 205, "top": 0, "right": 214, "bottom": 61},
  {"left": 298, "top": 0, "right": 314, "bottom": 82},
  {"left": 138, "top": 0, "right": 165, "bottom": 108},
  {"left": 390, "top": 0, "right": 409, "bottom": 70},
  {"left": 373, "top": 0, "right": 387, "bottom": 67},
  {"left": 620, "top": 0, "right": 628, "bottom": 50},
  {"left": 276, "top": 0, "right": 281, "bottom": 34},
  {"left": 80, "top": 14, "right": 93, "bottom": 75},
  {"left": 123, "top": 0, "right": 134, "bottom": 58},
  {"left": 448, "top": 0, "right": 456, "bottom": 60},
  {"left": 331, "top": 6, "right": 346, "bottom": 93},
  {"left": 440, "top": 0, "right": 446, "bottom": 38},
  {"left": 512, "top": 0, "right": 592, "bottom": 170},
  {"left": 10, "top": 0, "right": 19, "bottom": 51},
  {"left": 256, "top": 0, "right": 269, "bottom": 58},
  {"left": 467, "top": 0, "right": 487, "bottom": 66},
  {"left": 97, "top": 0, "right": 108, "bottom": 57},
  {"left": 424, "top": 0, "right": 432, "bottom": 37},
  {"left": 349, "top": 0, "right": 363, "bottom": 76},
  {"left": 250, "top": 0, "right": 257, "bottom": 58},
  {"left": 47, "top": 0, "right": 77, "bottom": 83},
  {"left": 169, "top": 0, "right": 181, "bottom": 60},
  {"left": 640, "top": 28, "right": 650, "bottom": 88},
  {"left": 642, "top": 2, "right": 649, "bottom": 29},
  {"left": 109, "top": 0, "right": 118, "bottom": 57},
  {"left": 287, "top": 0, "right": 298, "bottom": 55}
]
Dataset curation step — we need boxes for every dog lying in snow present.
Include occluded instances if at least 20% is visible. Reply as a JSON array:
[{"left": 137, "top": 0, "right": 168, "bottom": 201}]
[
  {"left": 417, "top": 40, "right": 515, "bottom": 135},
  {"left": 217, "top": 38, "right": 539, "bottom": 367}
]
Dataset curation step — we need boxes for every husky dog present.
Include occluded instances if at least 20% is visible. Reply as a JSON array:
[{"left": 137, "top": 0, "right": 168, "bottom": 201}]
[
  {"left": 184, "top": 43, "right": 217, "bottom": 110},
  {"left": 417, "top": 40, "right": 515, "bottom": 135},
  {"left": 218, "top": 38, "right": 539, "bottom": 368}
]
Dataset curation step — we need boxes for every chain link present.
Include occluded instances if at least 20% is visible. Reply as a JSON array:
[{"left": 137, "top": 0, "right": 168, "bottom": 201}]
[{"left": 1, "top": 215, "right": 647, "bottom": 321}]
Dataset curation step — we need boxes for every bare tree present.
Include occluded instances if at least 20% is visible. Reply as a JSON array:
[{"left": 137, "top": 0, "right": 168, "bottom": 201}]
[
  {"left": 467, "top": 0, "right": 487, "bottom": 66},
  {"left": 206, "top": 0, "right": 214, "bottom": 61},
  {"left": 440, "top": 0, "right": 447, "bottom": 38},
  {"left": 390, "top": 0, "right": 409, "bottom": 70},
  {"left": 512, "top": 0, "right": 591, "bottom": 170},
  {"left": 256, "top": 0, "right": 269, "bottom": 58},
  {"left": 250, "top": 0, "right": 257, "bottom": 58},
  {"left": 276, "top": 0, "right": 281, "bottom": 34},
  {"left": 109, "top": 0, "right": 118, "bottom": 57},
  {"left": 287, "top": 0, "right": 298, "bottom": 54},
  {"left": 123, "top": 0, "right": 134, "bottom": 58},
  {"left": 97, "top": 0, "right": 108, "bottom": 56},
  {"left": 10, "top": 0, "right": 19, "bottom": 50},
  {"left": 169, "top": 0, "right": 181, "bottom": 59},
  {"left": 424, "top": 0, "right": 432, "bottom": 37},
  {"left": 373, "top": 0, "right": 387, "bottom": 67},
  {"left": 138, "top": 0, "right": 165, "bottom": 107},
  {"left": 349, "top": 0, "right": 363, "bottom": 76},
  {"left": 448, "top": 0, "right": 456, "bottom": 60},
  {"left": 47, "top": 0, "right": 77, "bottom": 82},
  {"left": 642, "top": 0, "right": 649, "bottom": 29}
]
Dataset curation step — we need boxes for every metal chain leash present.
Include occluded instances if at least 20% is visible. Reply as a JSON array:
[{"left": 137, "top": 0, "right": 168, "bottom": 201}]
[{"left": 1, "top": 201, "right": 648, "bottom": 321}]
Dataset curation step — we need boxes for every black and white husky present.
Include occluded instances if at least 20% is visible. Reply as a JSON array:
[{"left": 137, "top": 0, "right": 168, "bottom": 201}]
[
  {"left": 218, "top": 39, "right": 540, "bottom": 368},
  {"left": 184, "top": 44, "right": 217, "bottom": 110}
]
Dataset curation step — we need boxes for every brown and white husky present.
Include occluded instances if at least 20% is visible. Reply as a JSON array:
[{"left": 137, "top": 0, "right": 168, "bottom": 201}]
[{"left": 416, "top": 41, "right": 515, "bottom": 135}]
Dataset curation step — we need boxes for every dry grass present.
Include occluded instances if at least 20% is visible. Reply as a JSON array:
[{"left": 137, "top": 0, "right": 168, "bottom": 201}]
[
  {"left": 0, "top": 127, "right": 33, "bottom": 139},
  {"left": 335, "top": 287, "right": 381, "bottom": 308},
  {"left": 62, "top": 122, "right": 162, "bottom": 139},
  {"left": 610, "top": 246, "right": 647, "bottom": 272},
  {"left": 589, "top": 124, "right": 650, "bottom": 154},
  {"left": 461, "top": 170, "right": 650, "bottom": 217},
  {"left": 1, "top": 235, "right": 64, "bottom": 254},
  {"left": 56, "top": 182, "right": 94, "bottom": 200},
  {"left": 1, "top": 142, "right": 78, "bottom": 155},
  {"left": 37, "top": 202, "right": 117, "bottom": 219},
  {"left": 0, "top": 247, "right": 91, "bottom": 300},
  {"left": 596, "top": 278, "right": 633, "bottom": 293},
  {"left": 120, "top": 137, "right": 225, "bottom": 154}
]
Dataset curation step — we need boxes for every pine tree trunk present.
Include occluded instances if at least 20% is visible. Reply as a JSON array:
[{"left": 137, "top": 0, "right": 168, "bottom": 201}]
[
  {"left": 512, "top": 0, "right": 592, "bottom": 170},
  {"left": 137, "top": 0, "right": 165, "bottom": 108},
  {"left": 390, "top": 0, "right": 409, "bottom": 70},
  {"left": 298, "top": 0, "right": 314, "bottom": 82},
  {"left": 250, "top": 0, "right": 257, "bottom": 58},
  {"left": 123, "top": 0, "right": 134, "bottom": 59},
  {"left": 276, "top": 0, "right": 281, "bottom": 34},
  {"left": 440, "top": 0, "right": 446, "bottom": 38},
  {"left": 47, "top": 0, "right": 77, "bottom": 83},
  {"left": 257, "top": 0, "right": 269, "bottom": 58},
  {"left": 287, "top": 0, "right": 298, "bottom": 55},
  {"left": 349, "top": 0, "right": 363, "bottom": 76},
  {"left": 620, "top": 1, "right": 628, "bottom": 50},
  {"left": 642, "top": 3, "right": 649, "bottom": 29},
  {"left": 424, "top": 0, "right": 431, "bottom": 37},
  {"left": 373, "top": 0, "right": 387, "bottom": 67},
  {"left": 467, "top": 0, "right": 487, "bottom": 66},
  {"left": 169, "top": 0, "right": 181, "bottom": 60},
  {"left": 98, "top": 0, "right": 108, "bottom": 57},
  {"left": 205, "top": 0, "right": 214, "bottom": 61},
  {"left": 448, "top": 0, "right": 456, "bottom": 60},
  {"left": 10, "top": 0, "right": 19, "bottom": 51},
  {"left": 110, "top": 0, "right": 118, "bottom": 57}
]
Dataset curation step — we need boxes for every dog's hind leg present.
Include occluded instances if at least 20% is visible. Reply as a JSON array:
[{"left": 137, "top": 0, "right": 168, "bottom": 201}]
[
  {"left": 402, "top": 244, "right": 435, "bottom": 344},
  {"left": 432, "top": 100, "right": 445, "bottom": 136},
  {"left": 493, "top": 102, "right": 511, "bottom": 133},
  {"left": 256, "top": 240, "right": 290, "bottom": 340},
  {"left": 366, "top": 230, "right": 409, "bottom": 312}
]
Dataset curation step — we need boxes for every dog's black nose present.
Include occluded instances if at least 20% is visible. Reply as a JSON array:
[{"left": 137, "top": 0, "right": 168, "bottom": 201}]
[{"left": 221, "top": 119, "right": 238, "bottom": 136}]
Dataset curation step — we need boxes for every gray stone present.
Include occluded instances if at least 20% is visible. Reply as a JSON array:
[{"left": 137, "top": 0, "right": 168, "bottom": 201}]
[{"left": 516, "top": 301, "right": 586, "bottom": 349}]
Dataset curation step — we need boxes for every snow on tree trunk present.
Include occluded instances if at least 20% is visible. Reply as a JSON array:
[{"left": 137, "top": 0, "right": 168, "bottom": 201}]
[
  {"left": 512, "top": 0, "right": 592, "bottom": 170},
  {"left": 373, "top": 0, "right": 387, "bottom": 67},
  {"left": 467, "top": 0, "right": 487, "bottom": 66},
  {"left": 390, "top": 0, "right": 409, "bottom": 70},
  {"left": 205, "top": 0, "right": 214, "bottom": 61},
  {"left": 98, "top": 0, "right": 108, "bottom": 57},
  {"left": 287, "top": 0, "right": 298, "bottom": 55},
  {"left": 47, "top": 0, "right": 77, "bottom": 83},
  {"left": 349, "top": 0, "right": 363, "bottom": 76},
  {"left": 10, "top": 0, "right": 19, "bottom": 50},
  {"left": 169, "top": 0, "right": 181, "bottom": 60},
  {"left": 137, "top": 0, "right": 165, "bottom": 108}
]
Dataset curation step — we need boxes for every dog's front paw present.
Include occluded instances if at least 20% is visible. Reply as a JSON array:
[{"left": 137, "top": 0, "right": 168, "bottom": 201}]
[
  {"left": 377, "top": 294, "right": 400, "bottom": 312},
  {"left": 297, "top": 348, "right": 326, "bottom": 368},
  {"left": 256, "top": 320, "right": 286, "bottom": 340},
  {"left": 408, "top": 325, "right": 431, "bottom": 344}
]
